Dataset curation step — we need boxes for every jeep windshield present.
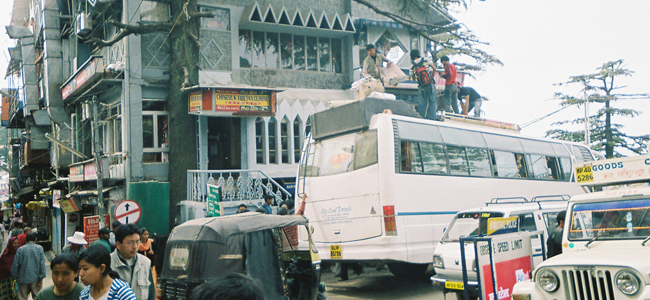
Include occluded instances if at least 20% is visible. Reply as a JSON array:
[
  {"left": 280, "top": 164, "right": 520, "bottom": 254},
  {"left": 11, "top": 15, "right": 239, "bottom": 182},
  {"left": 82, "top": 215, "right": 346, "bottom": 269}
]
[
  {"left": 441, "top": 212, "right": 504, "bottom": 242},
  {"left": 568, "top": 198, "right": 650, "bottom": 241}
]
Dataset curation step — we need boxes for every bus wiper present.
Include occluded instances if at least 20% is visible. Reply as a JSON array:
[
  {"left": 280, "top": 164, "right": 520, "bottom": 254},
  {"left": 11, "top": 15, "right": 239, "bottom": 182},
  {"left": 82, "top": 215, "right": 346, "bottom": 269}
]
[
  {"left": 585, "top": 232, "right": 604, "bottom": 248},
  {"left": 641, "top": 235, "right": 650, "bottom": 246}
]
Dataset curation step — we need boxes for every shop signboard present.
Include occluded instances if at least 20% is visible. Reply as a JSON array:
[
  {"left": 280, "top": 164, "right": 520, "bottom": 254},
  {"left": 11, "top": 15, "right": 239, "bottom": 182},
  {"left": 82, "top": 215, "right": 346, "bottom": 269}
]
[
  {"left": 83, "top": 215, "right": 110, "bottom": 244},
  {"left": 58, "top": 198, "right": 82, "bottom": 213},
  {"left": 83, "top": 215, "right": 101, "bottom": 243},
  {"left": 61, "top": 56, "right": 104, "bottom": 100},
  {"left": 206, "top": 184, "right": 222, "bottom": 217},
  {"left": 188, "top": 88, "right": 276, "bottom": 117},
  {"left": 476, "top": 232, "right": 534, "bottom": 300},
  {"left": 83, "top": 158, "right": 109, "bottom": 181},
  {"left": 1, "top": 95, "right": 10, "bottom": 126},
  {"left": 70, "top": 164, "right": 84, "bottom": 182}
]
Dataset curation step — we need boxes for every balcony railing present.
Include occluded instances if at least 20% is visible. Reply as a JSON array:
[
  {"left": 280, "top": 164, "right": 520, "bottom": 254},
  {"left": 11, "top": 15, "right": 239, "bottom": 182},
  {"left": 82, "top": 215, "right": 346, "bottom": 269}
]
[
  {"left": 107, "top": 152, "right": 126, "bottom": 179},
  {"left": 187, "top": 169, "right": 292, "bottom": 208}
]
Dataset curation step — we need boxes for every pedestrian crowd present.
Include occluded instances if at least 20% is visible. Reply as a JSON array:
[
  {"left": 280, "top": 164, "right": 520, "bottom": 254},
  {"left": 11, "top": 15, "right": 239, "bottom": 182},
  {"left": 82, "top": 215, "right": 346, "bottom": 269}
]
[{"left": 0, "top": 219, "right": 157, "bottom": 300}]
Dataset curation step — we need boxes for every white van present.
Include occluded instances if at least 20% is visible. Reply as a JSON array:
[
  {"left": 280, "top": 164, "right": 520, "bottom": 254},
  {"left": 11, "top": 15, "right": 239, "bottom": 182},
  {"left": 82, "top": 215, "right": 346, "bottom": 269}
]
[{"left": 431, "top": 197, "right": 569, "bottom": 298}]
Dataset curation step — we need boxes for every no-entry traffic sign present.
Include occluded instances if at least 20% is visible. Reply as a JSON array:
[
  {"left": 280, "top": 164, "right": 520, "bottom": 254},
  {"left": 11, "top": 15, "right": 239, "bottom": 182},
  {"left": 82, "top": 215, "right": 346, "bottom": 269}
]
[{"left": 114, "top": 200, "right": 141, "bottom": 224}]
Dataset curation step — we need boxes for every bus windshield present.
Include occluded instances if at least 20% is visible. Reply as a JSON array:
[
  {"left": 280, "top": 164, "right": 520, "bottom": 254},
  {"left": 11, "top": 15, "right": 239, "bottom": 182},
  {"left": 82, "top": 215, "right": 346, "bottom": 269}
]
[
  {"left": 441, "top": 212, "right": 504, "bottom": 242},
  {"left": 302, "top": 130, "right": 378, "bottom": 177},
  {"left": 568, "top": 198, "right": 650, "bottom": 241}
]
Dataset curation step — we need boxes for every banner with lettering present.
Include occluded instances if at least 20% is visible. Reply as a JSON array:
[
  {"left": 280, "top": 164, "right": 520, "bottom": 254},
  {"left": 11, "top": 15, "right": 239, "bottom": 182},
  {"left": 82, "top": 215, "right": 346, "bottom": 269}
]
[{"left": 476, "top": 232, "right": 534, "bottom": 300}]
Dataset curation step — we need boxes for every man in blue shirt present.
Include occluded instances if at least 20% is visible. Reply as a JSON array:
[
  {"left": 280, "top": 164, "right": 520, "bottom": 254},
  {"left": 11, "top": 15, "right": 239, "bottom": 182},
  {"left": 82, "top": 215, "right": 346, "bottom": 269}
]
[
  {"left": 11, "top": 232, "right": 46, "bottom": 300},
  {"left": 261, "top": 194, "right": 274, "bottom": 214}
]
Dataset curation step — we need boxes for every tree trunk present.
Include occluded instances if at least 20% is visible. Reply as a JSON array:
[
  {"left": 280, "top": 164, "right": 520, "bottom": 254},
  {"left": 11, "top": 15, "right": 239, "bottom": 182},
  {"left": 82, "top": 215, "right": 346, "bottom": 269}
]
[
  {"left": 168, "top": 0, "right": 199, "bottom": 226},
  {"left": 605, "top": 99, "right": 613, "bottom": 158}
]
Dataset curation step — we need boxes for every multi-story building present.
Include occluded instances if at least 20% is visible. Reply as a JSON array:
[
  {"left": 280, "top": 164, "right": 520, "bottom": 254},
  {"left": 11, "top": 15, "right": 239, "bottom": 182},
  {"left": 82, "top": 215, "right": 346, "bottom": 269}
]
[{"left": 3, "top": 0, "right": 452, "bottom": 250}]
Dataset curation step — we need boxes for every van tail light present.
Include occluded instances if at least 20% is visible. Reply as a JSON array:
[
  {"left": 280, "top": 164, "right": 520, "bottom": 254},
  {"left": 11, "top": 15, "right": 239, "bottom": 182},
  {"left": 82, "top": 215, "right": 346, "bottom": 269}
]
[{"left": 383, "top": 205, "right": 397, "bottom": 236}]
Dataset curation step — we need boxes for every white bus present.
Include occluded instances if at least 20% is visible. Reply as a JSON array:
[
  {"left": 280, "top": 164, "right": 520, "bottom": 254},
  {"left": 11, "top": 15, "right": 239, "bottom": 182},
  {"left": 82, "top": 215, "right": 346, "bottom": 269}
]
[{"left": 296, "top": 99, "right": 602, "bottom": 277}]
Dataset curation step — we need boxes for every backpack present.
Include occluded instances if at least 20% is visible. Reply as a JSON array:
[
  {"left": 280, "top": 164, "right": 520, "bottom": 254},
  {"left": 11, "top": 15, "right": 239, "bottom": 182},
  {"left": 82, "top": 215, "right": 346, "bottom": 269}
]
[{"left": 415, "top": 64, "right": 432, "bottom": 86}]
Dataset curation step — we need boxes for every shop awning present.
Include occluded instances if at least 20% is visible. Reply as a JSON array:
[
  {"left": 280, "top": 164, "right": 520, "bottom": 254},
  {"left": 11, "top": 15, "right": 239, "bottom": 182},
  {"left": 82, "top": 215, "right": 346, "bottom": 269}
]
[
  {"left": 66, "top": 187, "right": 115, "bottom": 198},
  {"left": 13, "top": 186, "right": 36, "bottom": 198}
]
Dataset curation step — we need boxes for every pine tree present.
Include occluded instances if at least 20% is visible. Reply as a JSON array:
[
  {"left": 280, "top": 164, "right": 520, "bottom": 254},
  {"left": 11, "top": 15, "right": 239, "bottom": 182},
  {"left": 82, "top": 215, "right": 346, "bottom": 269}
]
[{"left": 546, "top": 60, "right": 650, "bottom": 158}]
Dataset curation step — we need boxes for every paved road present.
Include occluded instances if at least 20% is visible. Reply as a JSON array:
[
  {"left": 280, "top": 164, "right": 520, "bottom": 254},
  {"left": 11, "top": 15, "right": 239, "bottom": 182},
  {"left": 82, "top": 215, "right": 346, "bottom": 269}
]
[{"left": 322, "top": 266, "right": 461, "bottom": 300}]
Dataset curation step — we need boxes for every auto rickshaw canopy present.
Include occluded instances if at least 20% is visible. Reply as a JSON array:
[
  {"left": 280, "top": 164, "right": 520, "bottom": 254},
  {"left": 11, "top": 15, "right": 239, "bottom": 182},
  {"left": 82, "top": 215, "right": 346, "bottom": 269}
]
[{"left": 167, "top": 212, "right": 308, "bottom": 244}]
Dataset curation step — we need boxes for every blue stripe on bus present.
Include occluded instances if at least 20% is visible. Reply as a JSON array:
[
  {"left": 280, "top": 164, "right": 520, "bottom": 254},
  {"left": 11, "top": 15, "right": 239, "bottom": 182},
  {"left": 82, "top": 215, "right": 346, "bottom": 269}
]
[{"left": 397, "top": 211, "right": 458, "bottom": 216}]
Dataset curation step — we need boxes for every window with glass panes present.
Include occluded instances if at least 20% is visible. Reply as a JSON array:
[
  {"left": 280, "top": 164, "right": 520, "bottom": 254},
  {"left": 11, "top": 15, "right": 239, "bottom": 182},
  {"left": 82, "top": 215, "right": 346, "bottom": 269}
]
[{"left": 238, "top": 30, "right": 342, "bottom": 73}]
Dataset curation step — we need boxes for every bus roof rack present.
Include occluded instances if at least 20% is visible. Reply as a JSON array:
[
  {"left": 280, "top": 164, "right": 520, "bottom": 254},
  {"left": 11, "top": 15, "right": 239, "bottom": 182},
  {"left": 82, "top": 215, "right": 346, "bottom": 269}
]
[
  {"left": 440, "top": 112, "right": 521, "bottom": 132},
  {"left": 486, "top": 197, "right": 529, "bottom": 205},
  {"left": 531, "top": 195, "right": 571, "bottom": 202}
]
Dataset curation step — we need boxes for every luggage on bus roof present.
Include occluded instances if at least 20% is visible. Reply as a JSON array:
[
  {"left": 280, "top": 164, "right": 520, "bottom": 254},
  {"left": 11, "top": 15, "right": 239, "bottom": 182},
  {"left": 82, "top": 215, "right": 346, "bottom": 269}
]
[{"left": 312, "top": 98, "right": 420, "bottom": 140}]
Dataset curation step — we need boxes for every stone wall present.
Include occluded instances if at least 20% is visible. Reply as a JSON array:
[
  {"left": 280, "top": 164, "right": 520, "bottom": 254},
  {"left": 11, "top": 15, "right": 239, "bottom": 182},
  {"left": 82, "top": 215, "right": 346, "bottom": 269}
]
[{"left": 199, "top": 30, "right": 232, "bottom": 71}]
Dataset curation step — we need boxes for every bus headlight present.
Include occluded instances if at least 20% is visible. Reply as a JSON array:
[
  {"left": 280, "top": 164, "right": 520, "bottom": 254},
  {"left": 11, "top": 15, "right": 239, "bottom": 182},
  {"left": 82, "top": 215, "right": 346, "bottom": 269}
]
[
  {"left": 433, "top": 255, "right": 444, "bottom": 269},
  {"left": 537, "top": 269, "right": 559, "bottom": 292},
  {"left": 615, "top": 271, "right": 640, "bottom": 295}
]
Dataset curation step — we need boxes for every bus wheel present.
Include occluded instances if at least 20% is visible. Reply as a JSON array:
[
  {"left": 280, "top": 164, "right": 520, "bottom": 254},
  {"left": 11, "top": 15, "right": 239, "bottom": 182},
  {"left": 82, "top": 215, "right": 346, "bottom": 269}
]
[{"left": 387, "top": 262, "right": 429, "bottom": 278}]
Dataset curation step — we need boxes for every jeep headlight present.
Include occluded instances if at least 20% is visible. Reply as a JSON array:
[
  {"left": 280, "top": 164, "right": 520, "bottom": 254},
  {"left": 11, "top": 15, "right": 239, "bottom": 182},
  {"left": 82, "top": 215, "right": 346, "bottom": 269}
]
[
  {"left": 615, "top": 271, "right": 640, "bottom": 296},
  {"left": 433, "top": 255, "right": 444, "bottom": 269},
  {"left": 537, "top": 269, "right": 559, "bottom": 292}
]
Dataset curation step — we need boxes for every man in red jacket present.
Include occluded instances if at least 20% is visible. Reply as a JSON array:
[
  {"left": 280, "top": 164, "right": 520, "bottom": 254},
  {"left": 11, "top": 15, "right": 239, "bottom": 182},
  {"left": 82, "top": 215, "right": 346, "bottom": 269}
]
[{"left": 440, "top": 56, "right": 459, "bottom": 114}]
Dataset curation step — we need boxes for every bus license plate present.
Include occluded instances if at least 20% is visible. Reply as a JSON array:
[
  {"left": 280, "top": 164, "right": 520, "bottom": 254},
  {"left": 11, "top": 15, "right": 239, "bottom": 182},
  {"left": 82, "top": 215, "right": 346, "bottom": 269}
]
[
  {"left": 445, "top": 281, "right": 464, "bottom": 290},
  {"left": 330, "top": 245, "right": 342, "bottom": 259}
]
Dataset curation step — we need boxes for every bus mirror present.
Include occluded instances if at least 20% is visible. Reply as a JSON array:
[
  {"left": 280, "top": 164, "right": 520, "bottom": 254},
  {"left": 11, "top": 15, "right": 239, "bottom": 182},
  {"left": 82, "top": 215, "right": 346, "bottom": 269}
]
[{"left": 310, "top": 226, "right": 315, "bottom": 234}]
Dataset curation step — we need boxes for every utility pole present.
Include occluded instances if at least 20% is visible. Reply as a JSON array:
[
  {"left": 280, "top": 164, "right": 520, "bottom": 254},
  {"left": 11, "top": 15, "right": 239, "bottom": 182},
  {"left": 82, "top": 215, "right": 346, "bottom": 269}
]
[{"left": 91, "top": 96, "right": 105, "bottom": 226}]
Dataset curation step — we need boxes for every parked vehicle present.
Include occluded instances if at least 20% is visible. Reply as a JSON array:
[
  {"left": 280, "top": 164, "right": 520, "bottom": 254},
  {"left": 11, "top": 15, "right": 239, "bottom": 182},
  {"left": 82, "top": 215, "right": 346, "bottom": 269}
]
[
  {"left": 296, "top": 98, "right": 599, "bottom": 278},
  {"left": 160, "top": 212, "right": 323, "bottom": 300},
  {"left": 512, "top": 154, "right": 650, "bottom": 300},
  {"left": 431, "top": 196, "right": 569, "bottom": 299}
]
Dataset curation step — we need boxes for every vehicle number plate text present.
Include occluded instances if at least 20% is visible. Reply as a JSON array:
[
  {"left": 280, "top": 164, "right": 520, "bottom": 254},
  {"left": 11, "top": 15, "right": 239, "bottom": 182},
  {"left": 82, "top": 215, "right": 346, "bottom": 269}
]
[
  {"left": 330, "top": 245, "right": 342, "bottom": 259},
  {"left": 445, "top": 281, "right": 464, "bottom": 290}
]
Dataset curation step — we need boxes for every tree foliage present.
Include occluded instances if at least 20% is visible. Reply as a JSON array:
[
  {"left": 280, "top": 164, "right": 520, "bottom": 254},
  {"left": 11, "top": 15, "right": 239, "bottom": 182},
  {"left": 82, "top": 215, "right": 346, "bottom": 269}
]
[
  {"left": 546, "top": 60, "right": 650, "bottom": 158},
  {"left": 352, "top": 0, "right": 502, "bottom": 70}
]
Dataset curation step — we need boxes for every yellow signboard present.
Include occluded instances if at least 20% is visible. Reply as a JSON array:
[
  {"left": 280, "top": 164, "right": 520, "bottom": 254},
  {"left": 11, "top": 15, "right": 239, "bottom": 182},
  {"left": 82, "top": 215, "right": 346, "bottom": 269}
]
[
  {"left": 213, "top": 89, "right": 270, "bottom": 112},
  {"left": 487, "top": 216, "right": 519, "bottom": 235}
]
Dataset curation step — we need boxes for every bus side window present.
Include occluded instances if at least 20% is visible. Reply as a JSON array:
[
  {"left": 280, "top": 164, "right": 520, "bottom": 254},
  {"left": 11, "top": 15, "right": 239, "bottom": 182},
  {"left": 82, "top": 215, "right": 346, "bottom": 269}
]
[
  {"left": 558, "top": 157, "right": 572, "bottom": 182},
  {"left": 401, "top": 141, "right": 423, "bottom": 173},
  {"left": 492, "top": 150, "right": 519, "bottom": 178},
  {"left": 546, "top": 157, "right": 561, "bottom": 180},
  {"left": 466, "top": 147, "right": 491, "bottom": 177},
  {"left": 515, "top": 153, "right": 528, "bottom": 178},
  {"left": 528, "top": 154, "right": 554, "bottom": 180},
  {"left": 420, "top": 142, "right": 447, "bottom": 174},
  {"left": 446, "top": 145, "right": 469, "bottom": 176}
]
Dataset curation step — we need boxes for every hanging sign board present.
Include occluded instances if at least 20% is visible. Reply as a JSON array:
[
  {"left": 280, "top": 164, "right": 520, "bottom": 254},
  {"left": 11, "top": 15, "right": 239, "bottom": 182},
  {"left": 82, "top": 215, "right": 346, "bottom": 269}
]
[
  {"left": 188, "top": 88, "right": 277, "bottom": 117},
  {"left": 207, "top": 184, "right": 222, "bottom": 217}
]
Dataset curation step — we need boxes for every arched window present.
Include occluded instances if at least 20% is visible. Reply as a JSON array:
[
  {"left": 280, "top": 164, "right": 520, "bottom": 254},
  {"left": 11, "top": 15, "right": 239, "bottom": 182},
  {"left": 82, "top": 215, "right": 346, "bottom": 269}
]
[
  {"left": 281, "top": 117, "right": 290, "bottom": 164},
  {"left": 268, "top": 117, "right": 277, "bottom": 164},
  {"left": 293, "top": 116, "right": 302, "bottom": 163},
  {"left": 255, "top": 117, "right": 265, "bottom": 164}
]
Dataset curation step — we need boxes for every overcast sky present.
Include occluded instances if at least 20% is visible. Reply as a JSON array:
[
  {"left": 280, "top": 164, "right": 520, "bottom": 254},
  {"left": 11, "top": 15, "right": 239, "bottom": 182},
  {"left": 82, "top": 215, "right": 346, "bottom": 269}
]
[
  {"left": 1, "top": 0, "right": 648, "bottom": 148},
  {"left": 452, "top": 0, "right": 650, "bottom": 143}
]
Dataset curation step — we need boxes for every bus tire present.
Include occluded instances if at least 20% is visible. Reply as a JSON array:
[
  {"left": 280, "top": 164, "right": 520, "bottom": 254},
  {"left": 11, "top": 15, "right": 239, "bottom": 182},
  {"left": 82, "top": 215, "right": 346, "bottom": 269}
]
[{"left": 387, "top": 262, "right": 429, "bottom": 278}]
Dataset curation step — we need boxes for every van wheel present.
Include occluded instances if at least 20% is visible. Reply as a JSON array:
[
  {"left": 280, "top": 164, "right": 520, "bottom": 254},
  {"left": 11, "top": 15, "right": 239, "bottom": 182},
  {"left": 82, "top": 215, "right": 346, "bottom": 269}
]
[{"left": 387, "top": 262, "right": 429, "bottom": 278}]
